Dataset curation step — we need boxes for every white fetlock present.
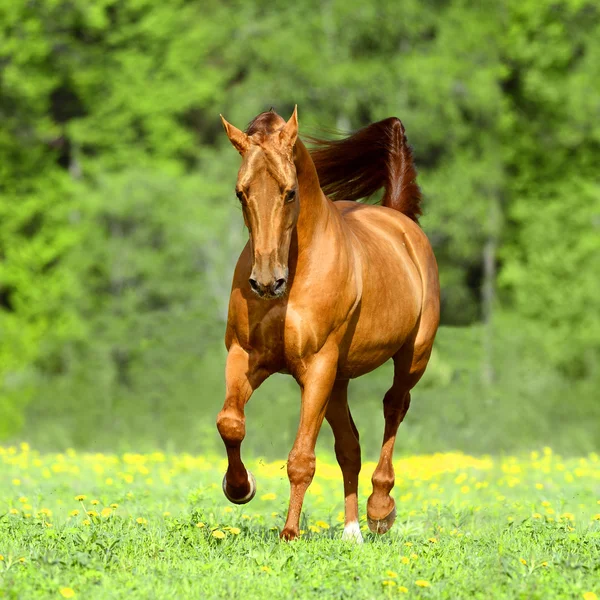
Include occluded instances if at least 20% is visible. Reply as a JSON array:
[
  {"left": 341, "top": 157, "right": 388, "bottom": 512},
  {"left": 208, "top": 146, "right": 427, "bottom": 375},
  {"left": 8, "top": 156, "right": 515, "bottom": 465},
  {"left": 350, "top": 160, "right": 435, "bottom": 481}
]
[
  {"left": 342, "top": 520, "right": 364, "bottom": 544},
  {"left": 222, "top": 470, "right": 256, "bottom": 505}
]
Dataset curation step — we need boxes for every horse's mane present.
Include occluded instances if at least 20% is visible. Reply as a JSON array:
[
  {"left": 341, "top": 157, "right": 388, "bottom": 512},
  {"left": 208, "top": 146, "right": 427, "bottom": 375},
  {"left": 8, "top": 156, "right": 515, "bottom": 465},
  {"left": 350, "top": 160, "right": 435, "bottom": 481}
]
[
  {"left": 307, "top": 118, "right": 422, "bottom": 223},
  {"left": 246, "top": 109, "right": 285, "bottom": 138},
  {"left": 244, "top": 111, "right": 422, "bottom": 223}
]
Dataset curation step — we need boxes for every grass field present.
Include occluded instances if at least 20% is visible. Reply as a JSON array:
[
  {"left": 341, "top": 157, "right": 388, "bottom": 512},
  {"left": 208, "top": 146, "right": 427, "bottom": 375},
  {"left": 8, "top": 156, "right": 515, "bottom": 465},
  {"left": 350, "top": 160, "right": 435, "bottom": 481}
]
[{"left": 1, "top": 444, "right": 599, "bottom": 599}]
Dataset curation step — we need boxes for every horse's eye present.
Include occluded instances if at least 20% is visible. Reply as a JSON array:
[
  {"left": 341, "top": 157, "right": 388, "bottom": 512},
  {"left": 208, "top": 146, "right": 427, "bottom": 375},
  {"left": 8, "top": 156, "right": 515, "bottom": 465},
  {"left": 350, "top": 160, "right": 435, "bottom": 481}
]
[
  {"left": 285, "top": 189, "right": 296, "bottom": 203},
  {"left": 235, "top": 190, "right": 244, "bottom": 202}
]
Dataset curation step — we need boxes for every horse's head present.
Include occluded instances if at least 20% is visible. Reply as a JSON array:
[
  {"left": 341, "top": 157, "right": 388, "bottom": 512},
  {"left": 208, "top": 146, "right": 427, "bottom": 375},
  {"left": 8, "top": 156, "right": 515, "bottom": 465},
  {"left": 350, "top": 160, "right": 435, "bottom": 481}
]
[{"left": 220, "top": 108, "right": 299, "bottom": 299}]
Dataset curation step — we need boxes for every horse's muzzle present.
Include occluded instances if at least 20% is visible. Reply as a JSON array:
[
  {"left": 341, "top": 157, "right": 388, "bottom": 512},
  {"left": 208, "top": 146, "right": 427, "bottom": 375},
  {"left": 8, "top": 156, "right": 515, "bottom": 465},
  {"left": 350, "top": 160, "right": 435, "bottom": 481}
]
[{"left": 248, "top": 276, "right": 287, "bottom": 298}]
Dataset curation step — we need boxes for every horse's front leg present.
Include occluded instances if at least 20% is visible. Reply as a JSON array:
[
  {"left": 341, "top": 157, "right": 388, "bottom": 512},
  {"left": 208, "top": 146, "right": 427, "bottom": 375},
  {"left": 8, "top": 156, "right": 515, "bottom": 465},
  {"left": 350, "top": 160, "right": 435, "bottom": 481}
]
[
  {"left": 280, "top": 347, "right": 338, "bottom": 540},
  {"left": 216, "top": 344, "right": 269, "bottom": 504}
]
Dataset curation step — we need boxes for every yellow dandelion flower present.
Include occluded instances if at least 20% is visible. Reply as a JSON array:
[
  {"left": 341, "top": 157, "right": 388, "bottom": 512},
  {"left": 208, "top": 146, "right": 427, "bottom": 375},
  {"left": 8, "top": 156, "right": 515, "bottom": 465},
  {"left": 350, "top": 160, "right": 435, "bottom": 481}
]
[
  {"left": 520, "top": 558, "right": 527, "bottom": 565},
  {"left": 105, "top": 478, "right": 114, "bottom": 485},
  {"left": 82, "top": 519, "right": 91, "bottom": 526},
  {"left": 541, "top": 500, "right": 551, "bottom": 507},
  {"left": 428, "top": 537, "right": 438, "bottom": 543},
  {"left": 535, "top": 483, "right": 544, "bottom": 490},
  {"left": 59, "top": 588, "right": 76, "bottom": 598},
  {"left": 23, "top": 504, "right": 32, "bottom": 510},
  {"left": 90, "top": 500, "right": 99, "bottom": 506},
  {"left": 308, "top": 525, "right": 321, "bottom": 533},
  {"left": 401, "top": 556, "right": 410, "bottom": 564},
  {"left": 546, "top": 507, "right": 555, "bottom": 515},
  {"left": 461, "top": 485, "right": 470, "bottom": 494},
  {"left": 46, "top": 522, "right": 53, "bottom": 528},
  {"left": 583, "top": 593, "right": 597, "bottom": 600},
  {"left": 229, "top": 527, "right": 241, "bottom": 535},
  {"left": 75, "top": 495, "right": 86, "bottom": 502},
  {"left": 382, "top": 580, "right": 396, "bottom": 587},
  {"left": 12, "top": 479, "right": 21, "bottom": 486},
  {"left": 110, "top": 503, "right": 119, "bottom": 509},
  {"left": 541, "top": 561, "right": 549, "bottom": 567},
  {"left": 0, "top": 555, "right": 4, "bottom": 561},
  {"left": 386, "top": 570, "right": 398, "bottom": 578},
  {"left": 260, "top": 566, "right": 271, "bottom": 573},
  {"left": 87, "top": 511, "right": 98, "bottom": 518},
  {"left": 40, "top": 508, "right": 52, "bottom": 516},
  {"left": 101, "top": 508, "right": 112, "bottom": 518},
  {"left": 561, "top": 512, "right": 575, "bottom": 521},
  {"left": 18, "top": 557, "right": 26, "bottom": 563},
  {"left": 18, "top": 497, "right": 27, "bottom": 503},
  {"left": 404, "top": 542, "right": 413, "bottom": 547},
  {"left": 410, "top": 553, "right": 418, "bottom": 560},
  {"left": 212, "top": 530, "right": 226, "bottom": 539},
  {"left": 126, "top": 492, "right": 134, "bottom": 499},
  {"left": 415, "top": 580, "right": 430, "bottom": 587},
  {"left": 136, "top": 517, "right": 147, "bottom": 525},
  {"left": 224, "top": 506, "right": 233, "bottom": 513},
  {"left": 315, "top": 521, "right": 330, "bottom": 529},
  {"left": 196, "top": 522, "right": 205, "bottom": 528},
  {"left": 532, "top": 513, "right": 542, "bottom": 519},
  {"left": 24, "top": 513, "right": 31, "bottom": 518},
  {"left": 9, "top": 508, "right": 19, "bottom": 515},
  {"left": 592, "top": 514, "right": 600, "bottom": 521},
  {"left": 261, "top": 493, "right": 276, "bottom": 501},
  {"left": 163, "top": 512, "right": 171, "bottom": 517},
  {"left": 507, "top": 516, "right": 514, "bottom": 522},
  {"left": 398, "top": 586, "right": 408, "bottom": 593},
  {"left": 69, "top": 510, "right": 79, "bottom": 517},
  {"left": 242, "top": 515, "right": 251, "bottom": 520}
]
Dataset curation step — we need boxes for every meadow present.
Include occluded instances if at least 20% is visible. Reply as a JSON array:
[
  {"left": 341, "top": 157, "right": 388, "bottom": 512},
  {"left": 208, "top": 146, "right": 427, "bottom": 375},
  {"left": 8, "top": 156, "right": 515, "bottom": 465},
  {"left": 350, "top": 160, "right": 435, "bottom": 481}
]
[{"left": 1, "top": 444, "right": 599, "bottom": 599}]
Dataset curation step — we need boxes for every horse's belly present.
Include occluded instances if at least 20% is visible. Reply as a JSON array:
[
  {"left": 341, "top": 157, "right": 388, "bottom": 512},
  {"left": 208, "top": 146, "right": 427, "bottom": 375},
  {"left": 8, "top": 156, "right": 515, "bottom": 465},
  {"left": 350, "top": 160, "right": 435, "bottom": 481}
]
[
  {"left": 336, "top": 242, "right": 422, "bottom": 378},
  {"left": 337, "top": 311, "right": 417, "bottom": 379}
]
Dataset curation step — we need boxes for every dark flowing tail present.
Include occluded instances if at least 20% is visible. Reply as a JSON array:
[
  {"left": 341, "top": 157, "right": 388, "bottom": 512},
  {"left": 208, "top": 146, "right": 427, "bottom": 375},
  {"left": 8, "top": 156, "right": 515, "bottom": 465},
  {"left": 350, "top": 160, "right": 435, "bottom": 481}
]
[{"left": 307, "top": 117, "right": 422, "bottom": 223}]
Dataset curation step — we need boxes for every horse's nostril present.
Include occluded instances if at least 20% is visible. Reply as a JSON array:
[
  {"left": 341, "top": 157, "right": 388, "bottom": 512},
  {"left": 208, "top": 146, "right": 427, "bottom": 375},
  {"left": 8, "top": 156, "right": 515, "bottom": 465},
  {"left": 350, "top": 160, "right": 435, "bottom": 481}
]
[
  {"left": 274, "top": 278, "right": 287, "bottom": 293},
  {"left": 249, "top": 278, "right": 260, "bottom": 293}
]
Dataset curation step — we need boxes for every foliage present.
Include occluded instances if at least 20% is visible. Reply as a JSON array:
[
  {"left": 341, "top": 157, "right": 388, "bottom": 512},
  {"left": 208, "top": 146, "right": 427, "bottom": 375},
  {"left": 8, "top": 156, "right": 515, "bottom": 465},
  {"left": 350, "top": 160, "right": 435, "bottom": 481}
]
[
  {"left": 0, "top": 0, "right": 598, "bottom": 447},
  {"left": 1, "top": 445, "right": 600, "bottom": 598}
]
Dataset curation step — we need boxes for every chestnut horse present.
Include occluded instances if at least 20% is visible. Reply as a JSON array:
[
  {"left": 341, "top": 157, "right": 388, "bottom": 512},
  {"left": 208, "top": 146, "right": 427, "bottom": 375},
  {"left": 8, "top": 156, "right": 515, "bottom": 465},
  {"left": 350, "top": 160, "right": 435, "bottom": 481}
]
[{"left": 217, "top": 107, "right": 439, "bottom": 542}]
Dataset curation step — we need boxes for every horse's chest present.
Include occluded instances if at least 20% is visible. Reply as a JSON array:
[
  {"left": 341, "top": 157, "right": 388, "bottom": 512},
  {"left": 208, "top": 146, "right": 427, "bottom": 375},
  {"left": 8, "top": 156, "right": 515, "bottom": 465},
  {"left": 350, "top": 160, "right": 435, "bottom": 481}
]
[{"left": 245, "top": 301, "right": 336, "bottom": 369}]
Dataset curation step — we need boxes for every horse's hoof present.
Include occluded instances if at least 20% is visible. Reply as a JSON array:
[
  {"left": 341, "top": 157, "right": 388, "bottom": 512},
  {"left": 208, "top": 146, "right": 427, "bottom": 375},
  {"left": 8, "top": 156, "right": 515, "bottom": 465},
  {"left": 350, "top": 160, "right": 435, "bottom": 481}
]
[
  {"left": 367, "top": 503, "right": 396, "bottom": 534},
  {"left": 280, "top": 527, "right": 299, "bottom": 541},
  {"left": 222, "top": 470, "right": 256, "bottom": 505}
]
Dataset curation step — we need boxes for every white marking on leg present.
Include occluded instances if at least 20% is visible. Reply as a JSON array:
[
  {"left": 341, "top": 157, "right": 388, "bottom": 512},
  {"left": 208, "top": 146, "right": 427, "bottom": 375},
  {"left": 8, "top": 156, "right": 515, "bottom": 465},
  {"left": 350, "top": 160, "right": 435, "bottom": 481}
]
[{"left": 342, "top": 520, "right": 363, "bottom": 544}]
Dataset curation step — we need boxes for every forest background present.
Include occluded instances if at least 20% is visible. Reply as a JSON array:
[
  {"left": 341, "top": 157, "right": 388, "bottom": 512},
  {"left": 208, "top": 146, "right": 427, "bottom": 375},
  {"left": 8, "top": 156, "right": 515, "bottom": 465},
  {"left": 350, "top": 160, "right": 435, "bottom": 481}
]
[{"left": 1, "top": 0, "right": 598, "bottom": 458}]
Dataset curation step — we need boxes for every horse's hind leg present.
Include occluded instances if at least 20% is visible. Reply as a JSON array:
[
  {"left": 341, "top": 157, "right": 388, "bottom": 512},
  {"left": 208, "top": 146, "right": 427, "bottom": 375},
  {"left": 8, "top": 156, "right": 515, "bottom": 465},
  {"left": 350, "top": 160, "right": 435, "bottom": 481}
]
[
  {"left": 326, "top": 379, "right": 362, "bottom": 543},
  {"left": 367, "top": 332, "right": 434, "bottom": 533},
  {"left": 366, "top": 372, "right": 410, "bottom": 534}
]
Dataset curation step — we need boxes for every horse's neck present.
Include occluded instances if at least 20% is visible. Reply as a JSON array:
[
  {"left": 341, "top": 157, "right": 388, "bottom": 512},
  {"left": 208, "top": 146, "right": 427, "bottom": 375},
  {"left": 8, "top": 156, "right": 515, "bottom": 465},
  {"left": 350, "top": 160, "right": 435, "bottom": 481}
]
[{"left": 294, "top": 140, "right": 334, "bottom": 249}]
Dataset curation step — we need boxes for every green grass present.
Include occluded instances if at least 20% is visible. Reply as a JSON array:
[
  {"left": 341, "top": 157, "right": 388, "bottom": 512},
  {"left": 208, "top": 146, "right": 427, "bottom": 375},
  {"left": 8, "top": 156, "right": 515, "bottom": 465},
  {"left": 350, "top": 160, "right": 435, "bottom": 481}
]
[{"left": 1, "top": 445, "right": 599, "bottom": 599}]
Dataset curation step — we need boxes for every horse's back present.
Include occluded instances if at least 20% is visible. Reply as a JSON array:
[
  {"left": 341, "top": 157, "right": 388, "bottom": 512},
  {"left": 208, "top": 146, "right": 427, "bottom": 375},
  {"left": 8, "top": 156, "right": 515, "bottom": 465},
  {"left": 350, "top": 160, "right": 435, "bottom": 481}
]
[{"left": 334, "top": 201, "right": 440, "bottom": 379}]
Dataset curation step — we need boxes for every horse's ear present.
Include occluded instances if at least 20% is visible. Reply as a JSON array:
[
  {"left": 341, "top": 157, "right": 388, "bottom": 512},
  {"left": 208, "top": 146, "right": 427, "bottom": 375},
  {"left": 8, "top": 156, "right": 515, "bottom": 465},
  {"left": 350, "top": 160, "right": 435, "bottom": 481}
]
[
  {"left": 279, "top": 105, "right": 298, "bottom": 148},
  {"left": 220, "top": 115, "right": 250, "bottom": 155}
]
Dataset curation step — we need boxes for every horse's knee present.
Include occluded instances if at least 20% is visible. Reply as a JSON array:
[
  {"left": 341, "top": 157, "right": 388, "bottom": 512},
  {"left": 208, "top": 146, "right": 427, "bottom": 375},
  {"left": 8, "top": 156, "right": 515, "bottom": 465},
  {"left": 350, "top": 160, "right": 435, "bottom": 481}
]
[
  {"left": 287, "top": 449, "right": 316, "bottom": 487},
  {"left": 216, "top": 409, "right": 245, "bottom": 447}
]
